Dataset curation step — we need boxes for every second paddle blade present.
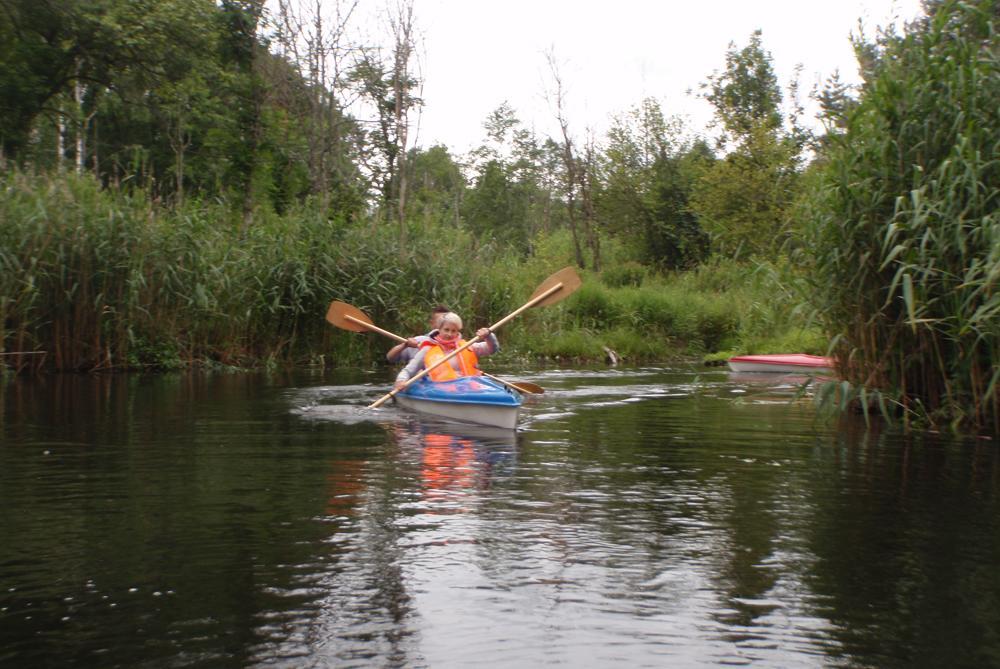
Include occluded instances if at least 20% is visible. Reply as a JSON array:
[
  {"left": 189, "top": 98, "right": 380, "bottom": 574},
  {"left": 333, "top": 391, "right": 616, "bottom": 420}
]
[
  {"left": 325, "top": 300, "right": 374, "bottom": 332},
  {"left": 528, "top": 266, "right": 582, "bottom": 307}
]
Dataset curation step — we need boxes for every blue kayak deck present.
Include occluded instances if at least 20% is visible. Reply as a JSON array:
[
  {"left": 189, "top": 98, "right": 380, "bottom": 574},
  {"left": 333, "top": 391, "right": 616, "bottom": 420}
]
[{"left": 398, "top": 376, "right": 522, "bottom": 407}]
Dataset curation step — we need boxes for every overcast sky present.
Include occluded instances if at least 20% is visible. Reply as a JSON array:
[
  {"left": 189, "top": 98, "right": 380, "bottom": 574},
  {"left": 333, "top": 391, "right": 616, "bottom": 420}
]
[{"left": 402, "top": 0, "right": 924, "bottom": 154}]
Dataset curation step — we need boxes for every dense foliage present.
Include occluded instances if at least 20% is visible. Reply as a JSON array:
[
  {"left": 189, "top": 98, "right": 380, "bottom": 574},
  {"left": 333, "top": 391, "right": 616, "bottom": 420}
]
[
  {"left": 2, "top": 0, "right": 995, "bottom": 432},
  {"left": 1, "top": 0, "right": 809, "bottom": 267},
  {"left": 804, "top": 0, "right": 999, "bottom": 431},
  {"left": 1, "top": 170, "right": 818, "bottom": 372}
]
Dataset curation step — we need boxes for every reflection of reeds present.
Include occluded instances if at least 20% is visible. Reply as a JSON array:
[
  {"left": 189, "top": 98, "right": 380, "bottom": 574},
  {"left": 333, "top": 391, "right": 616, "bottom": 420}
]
[{"left": 805, "top": 3, "right": 999, "bottom": 432}]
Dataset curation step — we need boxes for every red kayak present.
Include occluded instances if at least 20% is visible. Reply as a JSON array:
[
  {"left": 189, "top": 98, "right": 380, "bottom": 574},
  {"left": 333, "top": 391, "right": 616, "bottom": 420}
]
[{"left": 727, "top": 354, "right": 834, "bottom": 375}]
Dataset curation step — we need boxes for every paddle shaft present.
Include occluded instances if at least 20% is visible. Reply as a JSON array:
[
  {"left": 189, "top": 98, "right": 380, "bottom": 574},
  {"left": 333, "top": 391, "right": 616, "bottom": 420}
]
[
  {"left": 479, "top": 372, "right": 533, "bottom": 395},
  {"left": 368, "top": 280, "right": 566, "bottom": 408},
  {"left": 344, "top": 315, "right": 408, "bottom": 343}
]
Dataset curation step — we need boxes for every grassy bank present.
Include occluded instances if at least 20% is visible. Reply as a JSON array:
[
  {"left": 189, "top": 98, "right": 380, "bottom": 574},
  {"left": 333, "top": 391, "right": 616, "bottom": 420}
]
[{"left": 1, "top": 171, "right": 817, "bottom": 372}]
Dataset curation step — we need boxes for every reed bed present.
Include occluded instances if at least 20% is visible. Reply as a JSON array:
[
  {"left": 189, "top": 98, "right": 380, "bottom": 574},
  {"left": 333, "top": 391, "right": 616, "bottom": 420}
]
[
  {"left": 2, "top": 175, "right": 808, "bottom": 371},
  {"left": 804, "top": 1, "right": 999, "bottom": 431},
  {"left": 0, "top": 171, "right": 512, "bottom": 370}
]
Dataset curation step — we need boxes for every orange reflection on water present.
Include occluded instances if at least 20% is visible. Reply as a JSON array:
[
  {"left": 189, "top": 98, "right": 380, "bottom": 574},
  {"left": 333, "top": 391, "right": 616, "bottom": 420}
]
[
  {"left": 420, "top": 432, "right": 477, "bottom": 505},
  {"left": 324, "top": 459, "right": 366, "bottom": 517}
]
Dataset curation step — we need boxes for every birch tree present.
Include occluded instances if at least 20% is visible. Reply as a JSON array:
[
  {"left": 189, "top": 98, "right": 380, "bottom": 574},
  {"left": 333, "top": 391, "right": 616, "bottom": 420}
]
[
  {"left": 271, "top": 0, "right": 360, "bottom": 207},
  {"left": 351, "top": 0, "right": 421, "bottom": 236},
  {"left": 545, "top": 50, "right": 586, "bottom": 268}
]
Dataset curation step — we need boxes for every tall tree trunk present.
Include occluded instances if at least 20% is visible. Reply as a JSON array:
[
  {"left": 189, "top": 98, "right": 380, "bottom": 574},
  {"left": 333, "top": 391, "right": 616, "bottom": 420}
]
[
  {"left": 581, "top": 139, "right": 601, "bottom": 271},
  {"left": 562, "top": 150, "right": 585, "bottom": 269},
  {"left": 74, "top": 79, "right": 85, "bottom": 173},
  {"left": 171, "top": 112, "right": 189, "bottom": 206},
  {"left": 547, "top": 51, "right": 585, "bottom": 268},
  {"left": 391, "top": 0, "right": 416, "bottom": 241},
  {"left": 57, "top": 100, "right": 66, "bottom": 171}
]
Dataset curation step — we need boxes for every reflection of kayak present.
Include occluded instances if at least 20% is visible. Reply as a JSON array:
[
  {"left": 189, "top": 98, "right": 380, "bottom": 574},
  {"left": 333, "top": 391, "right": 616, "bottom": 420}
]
[
  {"left": 407, "top": 417, "right": 521, "bottom": 445},
  {"left": 727, "top": 354, "right": 834, "bottom": 375},
  {"left": 395, "top": 376, "right": 522, "bottom": 429}
]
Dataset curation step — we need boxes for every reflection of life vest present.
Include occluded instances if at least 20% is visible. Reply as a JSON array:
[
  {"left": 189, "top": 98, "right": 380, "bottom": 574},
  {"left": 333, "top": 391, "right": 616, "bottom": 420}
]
[
  {"left": 422, "top": 339, "right": 481, "bottom": 381},
  {"left": 422, "top": 433, "right": 475, "bottom": 496},
  {"left": 324, "top": 459, "right": 365, "bottom": 516}
]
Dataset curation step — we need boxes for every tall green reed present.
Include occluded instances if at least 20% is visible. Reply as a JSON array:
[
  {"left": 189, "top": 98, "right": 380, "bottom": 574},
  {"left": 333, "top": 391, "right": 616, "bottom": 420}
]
[
  {"left": 804, "top": 1, "right": 999, "bottom": 432},
  {"left": 0, "top": 171, "right": 525, "bottom": 370},
  {"left": 2, "top": 170, "right": 821, "bottom": 372}
]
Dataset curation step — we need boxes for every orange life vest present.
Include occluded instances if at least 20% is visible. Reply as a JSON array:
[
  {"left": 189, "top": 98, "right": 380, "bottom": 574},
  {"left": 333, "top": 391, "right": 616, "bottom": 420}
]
[{"left": 422, "top": 339, "right": 481, "bottom": 381}]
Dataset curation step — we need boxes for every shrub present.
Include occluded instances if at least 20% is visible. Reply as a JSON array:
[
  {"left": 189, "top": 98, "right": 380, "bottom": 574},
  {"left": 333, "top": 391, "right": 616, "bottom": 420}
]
[
  {"left": 566, "top": 283, "right": 624, "bottom": 329},
  {"left": 601, "top": 261, "right": 647, "bottom": 288}
]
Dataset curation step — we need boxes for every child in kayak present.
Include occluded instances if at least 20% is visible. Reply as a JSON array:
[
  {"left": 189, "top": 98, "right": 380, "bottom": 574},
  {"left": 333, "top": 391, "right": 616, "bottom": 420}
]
[
  {"left": 394, "top": 312, "right": 498, "bottom": 390},
  {"left": 386, "top": 304, "right": 451, "bottom": 364}
]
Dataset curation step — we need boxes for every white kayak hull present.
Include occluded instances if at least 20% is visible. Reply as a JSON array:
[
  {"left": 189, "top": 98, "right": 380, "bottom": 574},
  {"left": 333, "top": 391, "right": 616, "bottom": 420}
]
[{"left": 395, "top": 394, "right": 520, "bottom": 429}]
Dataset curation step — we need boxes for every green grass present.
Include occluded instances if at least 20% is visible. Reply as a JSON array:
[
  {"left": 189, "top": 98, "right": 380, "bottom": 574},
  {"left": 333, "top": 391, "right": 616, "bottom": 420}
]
[{"left": 517, "top": 256, "right": 815, "bottom": 363}]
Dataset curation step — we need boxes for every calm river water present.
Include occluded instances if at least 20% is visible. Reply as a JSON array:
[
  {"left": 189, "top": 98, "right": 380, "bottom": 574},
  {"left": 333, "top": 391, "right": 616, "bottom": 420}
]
[{"left": 1, "top": 365, "right": 998, "bottom": 668}]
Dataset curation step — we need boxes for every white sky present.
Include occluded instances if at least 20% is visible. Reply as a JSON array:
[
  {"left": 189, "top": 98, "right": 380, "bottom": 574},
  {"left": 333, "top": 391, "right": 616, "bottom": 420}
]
[{"left": 405, "top": 0, "right": 924, "bottom": 154}]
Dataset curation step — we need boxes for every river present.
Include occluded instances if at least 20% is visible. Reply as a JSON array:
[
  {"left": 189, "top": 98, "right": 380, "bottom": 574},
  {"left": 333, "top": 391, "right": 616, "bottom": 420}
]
[{"left": 1, "top": 365, "right": 997, "bottom": 667}]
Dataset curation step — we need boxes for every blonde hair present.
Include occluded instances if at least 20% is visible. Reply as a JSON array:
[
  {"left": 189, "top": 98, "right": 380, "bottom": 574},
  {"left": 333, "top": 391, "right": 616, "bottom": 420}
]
[{"left": 438, "top": 312, "right": 463, "bottom": 330}]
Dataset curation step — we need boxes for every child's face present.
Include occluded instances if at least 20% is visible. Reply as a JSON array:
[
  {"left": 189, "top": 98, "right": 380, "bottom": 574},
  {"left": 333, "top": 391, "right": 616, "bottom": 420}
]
[{"left": 438, "top": 322, "right": 460, "bottom": 341}]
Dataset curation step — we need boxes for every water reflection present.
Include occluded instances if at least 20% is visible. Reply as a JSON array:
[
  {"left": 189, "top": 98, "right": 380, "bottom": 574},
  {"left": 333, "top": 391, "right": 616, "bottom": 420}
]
[
  {"left": 2, "top": 367, "right": 999, "bottom": 668},
  {"left": 391, "top": 419, "right": 518, "bottom": 511},
  {"left": 249, "top": 416, "right": 521, "bottom": 666}
]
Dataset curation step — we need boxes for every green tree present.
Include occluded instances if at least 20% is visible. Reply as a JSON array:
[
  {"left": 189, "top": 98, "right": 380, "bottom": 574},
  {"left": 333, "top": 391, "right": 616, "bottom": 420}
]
[
  {"left": 216, "top": 0, "right": 266, "bottom": 229},
  {"left": 464, "top": 159, "right": 530, "bottom": 253},
  {"left": 0, "top": 0, "right": 368, "bottom": 217},
  {"left": 403, "top": 144, "right": 466, "bottom": 228},
  {"left": 0, "top": 0, "right": 217, "bottom": 162},
  {"left": 643, "top": 144, "right": 712, "bottom": 269},
  {"left": 466, "top": 103, "right": 547, "bottom": 254},
  {"left": 814, "top": 70, "right": 856, "bottom": 136},
  {"left": 597, "top": 99, "right": 707, "bottom": 268},
  {"left": 693, "top": 30, "right": 803, "bottom": 259},
  {"left": 690, "top": 124, "right": 800, "bottom": 259},
  {"left": 703, "top": 29, "right": 782, "bottom": 146}
]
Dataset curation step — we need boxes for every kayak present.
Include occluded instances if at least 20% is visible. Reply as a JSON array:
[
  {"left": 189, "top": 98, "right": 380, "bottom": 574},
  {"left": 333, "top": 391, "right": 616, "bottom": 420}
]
[
  {"left": 727, "top": 353, "right": 834, "bottom": 375},
  {"left": 394, "top": 376, "right": 523, "bottom": 429}
]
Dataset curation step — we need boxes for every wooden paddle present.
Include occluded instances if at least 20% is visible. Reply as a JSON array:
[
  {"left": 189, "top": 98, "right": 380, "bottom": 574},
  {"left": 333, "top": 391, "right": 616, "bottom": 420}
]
[
  {"left": 479, "top": 372, "right": 543, "bottom": 396},
  {"left": 325, "top": 301, "right": 546, "bottom": 395},
  {"left": 368, "top": 266, "right": 581, "bottom": 409}
]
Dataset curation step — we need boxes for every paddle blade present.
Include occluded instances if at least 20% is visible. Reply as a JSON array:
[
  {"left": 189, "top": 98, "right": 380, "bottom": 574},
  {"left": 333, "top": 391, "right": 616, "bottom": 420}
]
[
  {"left": 480, "top": 372, "right": 544, "bottom": 395},
  {"left": 326, "top": 300, "right": 374, "bottom": 332},
  {"left": 510, "top": 380, "right": 544, "bottom": 394},
  {"left": 528, "top": 266, "right": 581, "bottom": 307}
]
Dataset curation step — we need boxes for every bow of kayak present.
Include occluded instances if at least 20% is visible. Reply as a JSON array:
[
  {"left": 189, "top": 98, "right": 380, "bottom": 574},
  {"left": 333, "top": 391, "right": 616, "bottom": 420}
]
[{"left": 395, "top": 376, "right": 523, "bottom": 429}]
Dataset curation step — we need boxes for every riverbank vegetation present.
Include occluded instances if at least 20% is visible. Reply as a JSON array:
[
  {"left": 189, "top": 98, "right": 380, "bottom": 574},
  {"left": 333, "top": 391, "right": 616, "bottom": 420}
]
[
  {"left": 803, "top": 2, "right": 999, "bottom": 432},
  {"left": 1, "top": 1, "right": 996, "bottom": 431},
  {"left": 0, "top": 170, "right": 821, "bottom": 370}
]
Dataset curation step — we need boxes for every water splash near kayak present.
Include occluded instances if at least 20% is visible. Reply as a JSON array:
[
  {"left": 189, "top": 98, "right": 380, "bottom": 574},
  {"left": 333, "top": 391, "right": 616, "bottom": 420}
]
[
  {"left": 292, "top": 404, "right": 388, "bottom": 424},
  {"left": 288, "top": 384, "right": 402, "bottom": 424}
]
